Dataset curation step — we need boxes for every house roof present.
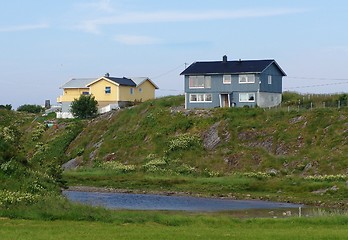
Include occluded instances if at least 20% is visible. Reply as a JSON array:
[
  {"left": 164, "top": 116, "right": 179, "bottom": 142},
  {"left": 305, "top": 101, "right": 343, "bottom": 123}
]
[
  {"left": 61, "top": 75, "right": 158, "bottom": 89},
  {"left": 106, "top": 77, "right": 136, "bottom": 87},
  {"left": 131, "top": 77, "right": 159, "bottom": 89},
  {"left": 180, "top": 59, "right": 286, "bottom": 76},
  {"left": 60, "top": 78, "right": 95, "bottom": 89}
]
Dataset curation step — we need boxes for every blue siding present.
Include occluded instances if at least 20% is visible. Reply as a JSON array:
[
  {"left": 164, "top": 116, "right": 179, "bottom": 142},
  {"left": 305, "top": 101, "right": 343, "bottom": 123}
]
[{"left": 259, "top": 63, "right": 283, "bottom": 93}]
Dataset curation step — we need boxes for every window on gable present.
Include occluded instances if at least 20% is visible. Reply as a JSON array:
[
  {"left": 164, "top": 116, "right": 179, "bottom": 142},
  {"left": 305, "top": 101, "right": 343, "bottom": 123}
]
[
  {"left": 268, "top": 75, "right": 272, "bottom": 84},
  {"left": 105, "top": 86, "right": 111, "bottom": 94},
  {"left": 239, "top": 93, "right": 255, "bottom": 102},
  {"left": 189, "top": 94, "right": 212, "bottom": 102},
  {"left": 223, "top": 75, "right": 231, "bottom": 84},
  {"left": 189, "top": 76, "right": 211, "bottom": 89},
  {"left": 139, "top": 88, "right": 142, "bottom": 92},
  {"left": 239, "top": 74, "right": 255, "bottom": 84}
]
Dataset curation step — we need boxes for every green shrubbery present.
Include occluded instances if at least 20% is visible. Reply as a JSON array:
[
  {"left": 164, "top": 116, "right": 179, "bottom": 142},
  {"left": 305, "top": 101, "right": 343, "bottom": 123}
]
[{"left": 17, "top": 104, "right": 44, "bottom": 113}]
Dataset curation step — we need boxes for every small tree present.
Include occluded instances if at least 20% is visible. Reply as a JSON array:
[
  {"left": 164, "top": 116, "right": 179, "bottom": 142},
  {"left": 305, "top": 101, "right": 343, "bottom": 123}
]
[
  {"left": 17, "top": 104, "right": 43, "bottom": 113},
  {"left": 70, "top": 95, "right": 98, "bottom": 119},
  {"left": 0, "top": 104, "right": 12, "bottom": 110}
]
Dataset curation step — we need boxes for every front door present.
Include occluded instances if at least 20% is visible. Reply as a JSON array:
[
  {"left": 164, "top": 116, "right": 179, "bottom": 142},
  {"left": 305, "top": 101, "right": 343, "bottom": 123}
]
[{"left": 220, "top": 94, "right": 230, "bottom": 108}]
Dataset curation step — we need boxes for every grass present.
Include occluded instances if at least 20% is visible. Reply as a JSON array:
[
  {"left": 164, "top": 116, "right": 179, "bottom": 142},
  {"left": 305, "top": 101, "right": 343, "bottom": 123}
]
[{"left": 2, "top": 215, "right": 348, "bottom": 240}]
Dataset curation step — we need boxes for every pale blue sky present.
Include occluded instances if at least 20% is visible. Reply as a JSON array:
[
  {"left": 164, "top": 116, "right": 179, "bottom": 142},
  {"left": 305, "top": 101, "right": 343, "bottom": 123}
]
[{"left": 1, "top": 0, "right": 348, "bottom": 108}]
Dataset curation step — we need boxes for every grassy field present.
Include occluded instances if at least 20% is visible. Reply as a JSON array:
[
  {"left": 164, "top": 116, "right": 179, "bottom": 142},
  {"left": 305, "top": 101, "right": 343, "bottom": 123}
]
[{"left": 2, "top": 215, "right": 348, "bottom": 240}]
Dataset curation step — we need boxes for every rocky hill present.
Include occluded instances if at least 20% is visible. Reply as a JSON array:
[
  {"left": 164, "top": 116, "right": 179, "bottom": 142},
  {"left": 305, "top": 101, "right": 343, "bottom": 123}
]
[{"left": 62, "top": 95, "right": 347, "bottom": 176}]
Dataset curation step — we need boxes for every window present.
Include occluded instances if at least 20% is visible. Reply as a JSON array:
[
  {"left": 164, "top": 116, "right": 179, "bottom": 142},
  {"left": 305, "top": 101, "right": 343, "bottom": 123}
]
[
  {"left": 189, "top": 76, "right": 211, "bottom": 89},
  {"left": 105, "top": 86, "right": 111, "bottom": 94},
  {"left": 223, "top": 75, "right": 231, "bottom": 84},
  {"left": 130, "top": 88, "right": 134, "bottom": 94},
  {"left": 189, "top": 94, "right": 212, "bottom": 102},
  {"left": 139, "top": 88, "right": 142, "bottom": 92},
  {"left": 239, "top": 74, "right": 255, "bottom": 84},
  {"left": 239, "top": 93, "right": 255, "bottom": 102},
  {"left": 268, "top": 75, "right": 272, "bottom": 84},
  {"left": 82, "top": 91, "right": 89, "bottom": 95}
]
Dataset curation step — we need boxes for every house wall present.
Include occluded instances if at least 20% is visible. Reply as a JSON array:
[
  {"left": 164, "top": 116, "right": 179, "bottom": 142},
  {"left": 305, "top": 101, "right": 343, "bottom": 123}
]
[
  {"left": 88, "top": 79, "right": 118, "bottom": 102},
  {"left": 134, "top": 80, "right": 156, "bottom": 101},
  {"left": 57, "top": 88, "right": 89, "bottom": 102},
  {"left": 184, "top": 74, "right": 261, "bottom": 109},
  {"left": 257, "top": 92, "right": 282, "bottom": 108},
  {"left": 118, "top": 85, "right": 135, "bottom": 101},
  {"left": 259, "top": 63, "right": 283, "bottom": 93}
]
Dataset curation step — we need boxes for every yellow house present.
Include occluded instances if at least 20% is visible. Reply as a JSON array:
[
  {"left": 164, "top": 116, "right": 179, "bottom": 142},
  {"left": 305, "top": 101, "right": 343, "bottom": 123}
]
[{"left": 57, "top": 74, "right": 158, "bottom": 118}]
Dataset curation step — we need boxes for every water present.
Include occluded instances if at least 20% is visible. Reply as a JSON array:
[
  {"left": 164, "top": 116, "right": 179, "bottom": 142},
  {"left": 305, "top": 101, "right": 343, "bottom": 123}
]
[{"left": 63, "top": 190, "right": 303, "bottom": 212}]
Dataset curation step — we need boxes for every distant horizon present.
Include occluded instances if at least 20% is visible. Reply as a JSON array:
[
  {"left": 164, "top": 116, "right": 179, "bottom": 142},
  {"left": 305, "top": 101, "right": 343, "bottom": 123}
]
[{"left": 1, "top": 0, "right": 347, "bottom": 108}]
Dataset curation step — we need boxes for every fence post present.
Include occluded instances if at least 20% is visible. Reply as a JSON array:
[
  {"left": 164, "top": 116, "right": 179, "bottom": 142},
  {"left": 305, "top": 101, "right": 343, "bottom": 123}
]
[
  {"left": 338, "top": 100, "right": 341, "bottom": 109},
  {"left": 323, "top": 102, "right": 325, "bottom": 108},
  {"left": 310, "top": 102, "right": 313, "bottom": 110}
]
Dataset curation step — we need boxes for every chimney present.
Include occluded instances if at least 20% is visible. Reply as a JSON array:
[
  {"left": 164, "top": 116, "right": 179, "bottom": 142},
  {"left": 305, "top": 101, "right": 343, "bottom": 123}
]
[
  {"left": 222, "top": 55, "right": 227, "bottom": 63},
  {"left": 104, "top": 73, "right": 110, "bottom": 77}
]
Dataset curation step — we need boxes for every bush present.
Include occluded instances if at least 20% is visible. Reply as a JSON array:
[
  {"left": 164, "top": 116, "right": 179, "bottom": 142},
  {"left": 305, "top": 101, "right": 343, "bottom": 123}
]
[
  {"left": 70, "top": 95, "right": 98, "bottom": 119},
  {"left": 0, "top": 104, "right": 12, "bottom": 110},
  {"left": 17, "top": 104, "right": 44, "bottom": 113}
]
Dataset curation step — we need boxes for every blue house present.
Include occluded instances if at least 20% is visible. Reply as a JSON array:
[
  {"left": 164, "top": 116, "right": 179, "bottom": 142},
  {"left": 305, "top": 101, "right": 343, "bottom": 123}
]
[{"left": 180, "top": 55, "right": 286, "bottom": 109}]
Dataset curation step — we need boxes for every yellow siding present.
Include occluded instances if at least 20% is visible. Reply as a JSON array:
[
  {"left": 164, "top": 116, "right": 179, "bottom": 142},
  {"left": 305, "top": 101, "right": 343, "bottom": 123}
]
[
  {"left": 57, "top": 78, "right": 157, "bottom": 105},
  {"left": 88, "top": 79, "right": 118, "bottom": 102},
  {"left": 118, "top": 86, "right": 133, "bottom": 101},
  {"left": 135, "top": 80, "right": 156, "bottom": 101},
  {"left": 118, "top": 80, "right": 156, "bottom": 102},
  {"left": 57, "top": 88, "right": 89, "bottom": 102}
]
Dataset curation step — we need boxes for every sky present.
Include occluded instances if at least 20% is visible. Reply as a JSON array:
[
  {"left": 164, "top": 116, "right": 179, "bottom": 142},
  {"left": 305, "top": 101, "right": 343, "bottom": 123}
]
[{"left": 1, "top": 0, "right": 348, "bottom": 108}]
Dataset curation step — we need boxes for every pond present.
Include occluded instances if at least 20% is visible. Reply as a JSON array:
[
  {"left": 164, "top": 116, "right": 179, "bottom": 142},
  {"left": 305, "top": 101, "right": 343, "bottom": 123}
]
[{"left": 63, "top": 190, "right": 303, "bottom": 212}]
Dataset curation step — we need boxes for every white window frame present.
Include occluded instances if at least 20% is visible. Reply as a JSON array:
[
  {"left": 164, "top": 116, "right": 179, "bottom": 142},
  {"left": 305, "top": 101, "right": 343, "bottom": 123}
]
[
  {"left": 223, "top": 75, "right": 231, "bottom": 84},
  {"left": 268, "top": 75, "right": 272, "bottom": 84},
  {"left": 105, "top": 86, "right": 111, "bottom": 94},
  {"left": 239, "top": 93, "right": 255, "bottom": 102},
  {"left": 189, "top": 76, "right": 211, "bottom": 89},
  {"left": 130, "top": 88, "right": 134, "bottom": 94},
  {"left": 239, "top": 74, "right": 255, "bottom": 84},
  {"left": 189, "top": 93, "right": 212, "bottom": 103}
]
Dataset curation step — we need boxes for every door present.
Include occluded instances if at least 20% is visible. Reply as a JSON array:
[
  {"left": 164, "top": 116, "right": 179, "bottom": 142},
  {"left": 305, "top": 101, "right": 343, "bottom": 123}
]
[{"left": 220, "top": 94, "right": 230, "bottom": 108}]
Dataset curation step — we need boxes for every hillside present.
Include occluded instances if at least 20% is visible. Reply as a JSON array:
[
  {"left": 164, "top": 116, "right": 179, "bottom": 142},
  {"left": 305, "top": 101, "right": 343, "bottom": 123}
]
[
  {"left": 64, "top": 94, "right": 347, "bottom": 176},
  {"left": 1, "top": 93, "right": 347, "bottom": 208}
]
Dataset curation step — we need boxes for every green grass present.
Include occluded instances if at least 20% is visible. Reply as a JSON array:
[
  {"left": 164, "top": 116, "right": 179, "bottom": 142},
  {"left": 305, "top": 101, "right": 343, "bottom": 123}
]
[{"left": 2, "top": 216, "right": 348, "bottom": 240}]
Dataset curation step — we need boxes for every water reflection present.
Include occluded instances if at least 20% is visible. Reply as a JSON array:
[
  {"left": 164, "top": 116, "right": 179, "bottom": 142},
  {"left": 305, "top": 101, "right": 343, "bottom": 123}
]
[{"left": 63, "top": 190, "right": 303, "bottom": 212}]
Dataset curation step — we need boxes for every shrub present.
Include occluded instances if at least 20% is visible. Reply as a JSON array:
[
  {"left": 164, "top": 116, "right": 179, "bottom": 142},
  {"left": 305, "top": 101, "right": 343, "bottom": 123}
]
[
  {"left": 0, "top": 190, "right": 40, "bottom": 206},
  {"left": 143, "top": 154, "right": 167, "bottom": 173},
  {"left": 168, "top": 134, "right": 201, "bottom": 152},
  {"left": 0, "top": 104, "right": 12, "bottom": 110},
  {"left": 17, "top": 104, "right": 44, "bottom": 113},
  {"left": 304, "top": 174, "right": 347, "bottom": 182},
  {"left": 99, "top": 161, "right": 136, "bottom": 173},
  {"left": 70, "top": 95, "right": 98, "bottom": 119}
]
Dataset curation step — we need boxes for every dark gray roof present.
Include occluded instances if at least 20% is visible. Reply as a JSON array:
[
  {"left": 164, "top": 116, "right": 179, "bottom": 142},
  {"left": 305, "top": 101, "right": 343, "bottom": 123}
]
[
  {"left": 106, "top": 77, "right": 136, "bottom": 87},
  {"left": 180, "top": 59, "right": 286, "bottom": 76}
]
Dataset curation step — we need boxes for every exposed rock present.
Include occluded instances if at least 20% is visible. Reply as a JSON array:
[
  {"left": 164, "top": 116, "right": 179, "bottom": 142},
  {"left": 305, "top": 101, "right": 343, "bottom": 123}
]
[
  {"left": 203, "top": 122, "right": 221, "bottom": 150},
  {"left": 103, "top": 152, "right": 116, "bottom": 161},
  {"left": 267, "top": 169, "right": 278, "bottom": 176},
  {"left": 289, "top": 116, "right": 305, "bottom": 124},
  {"left": 62, "top": 156, "right": 82, "bottom": 170},
  {"left": 224, "top": 153, "right": 242, "bottom": 167}
]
